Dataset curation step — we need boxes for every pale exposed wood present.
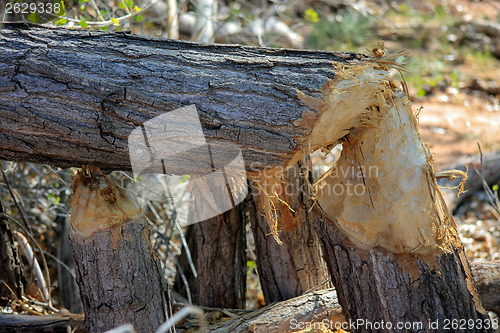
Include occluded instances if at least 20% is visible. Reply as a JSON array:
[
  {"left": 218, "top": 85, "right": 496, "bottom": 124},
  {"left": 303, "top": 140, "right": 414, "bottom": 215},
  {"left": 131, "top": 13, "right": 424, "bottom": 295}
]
[
  {"left": 69, "top": 167, "right": 173, "bottom": 332},
  {"left": 305, "top": 62, "right": 492, "bottom": 332},
  {"left": 0, "top": 23, "right": 362, "bottom": 173}
]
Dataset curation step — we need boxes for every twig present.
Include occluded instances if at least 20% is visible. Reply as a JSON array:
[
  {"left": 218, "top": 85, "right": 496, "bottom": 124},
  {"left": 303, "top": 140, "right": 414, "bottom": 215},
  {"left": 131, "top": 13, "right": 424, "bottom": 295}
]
[
  {"left": 13, "top": 231, "right": 49, "bottom": 303},
  {"left": 1, "top": 164, "right": 30, "bottom": 229},
  {"left": 42, "top": 250, "right": 76, "bottom": 280},
  {"left": 173, "top": 302, "right": 253, "bottom": 314},
  {"left": 1, "top": 213, "right": 54, "bottom": 310},
  {"left": 156, "top": 305, "right": 206, "bottom": 333},
  {"left": 303, "top": 277, "right": 332, "bottom": 294},
  {"left": 474, "top": 143, "right": 500, "bottom": 216}
]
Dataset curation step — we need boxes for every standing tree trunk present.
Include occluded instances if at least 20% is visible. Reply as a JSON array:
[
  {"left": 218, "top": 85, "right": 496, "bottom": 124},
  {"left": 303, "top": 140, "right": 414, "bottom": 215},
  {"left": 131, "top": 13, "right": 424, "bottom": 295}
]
[
  {"left": 56, "top": 186, "right": 82, "bottom": 314},
  {"left": 176, "top": 203, "right": 247, "bottom": 309},
  {"left": 0, "top": 202, "right": 26, "bottom": 302},
  {"left": 303, "top": 59, "right": 492, "bottom": 332},
  {"left": 70, "top": 166, "right": 173, "bottom": 332},
  {"left": 249, "top": 161, "right": 331, "bottom": 303}
]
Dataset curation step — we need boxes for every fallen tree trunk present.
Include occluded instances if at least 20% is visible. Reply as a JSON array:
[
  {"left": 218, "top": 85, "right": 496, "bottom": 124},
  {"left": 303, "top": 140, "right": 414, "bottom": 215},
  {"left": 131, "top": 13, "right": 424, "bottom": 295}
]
[
  {"left": 207, "top": 288, "right": 344, "bottom": 333},
  {"left": 0, "top": 313, "right": 86, "bottom": 333},
  {"left": 0, "top": 23, "right": 361, "bottom": 173},
  {"left": 2, "top": 261, "right": 500, "bottom": 333},
  {"left": 472, "top": 260, "right": 500, "bottom": 315},
  {"left": 70, "top": 166, "right": 173, "bottom": 332}
]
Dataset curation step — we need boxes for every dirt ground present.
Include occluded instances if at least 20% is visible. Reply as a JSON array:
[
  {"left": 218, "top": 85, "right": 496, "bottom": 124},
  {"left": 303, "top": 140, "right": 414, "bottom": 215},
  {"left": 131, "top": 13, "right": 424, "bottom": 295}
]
[{"left": 417, "top": 93, "right": 500, "bottom": 170}]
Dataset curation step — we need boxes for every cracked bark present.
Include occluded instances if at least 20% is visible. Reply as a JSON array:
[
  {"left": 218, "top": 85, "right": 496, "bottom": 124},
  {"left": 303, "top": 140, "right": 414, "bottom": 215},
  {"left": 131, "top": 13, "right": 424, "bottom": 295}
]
[{"left": 0, "top": 23, "right": 361, "bottom": 173}]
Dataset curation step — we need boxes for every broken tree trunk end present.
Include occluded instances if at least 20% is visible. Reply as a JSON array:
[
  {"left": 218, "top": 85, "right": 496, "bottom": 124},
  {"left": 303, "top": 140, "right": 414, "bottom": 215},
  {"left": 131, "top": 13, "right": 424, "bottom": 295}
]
[
  {"left": 69, "top": 166, "right": 173, "bottom": 332},
  {"left": 305, "top": 58, "right": 493, "bottom": 332}
]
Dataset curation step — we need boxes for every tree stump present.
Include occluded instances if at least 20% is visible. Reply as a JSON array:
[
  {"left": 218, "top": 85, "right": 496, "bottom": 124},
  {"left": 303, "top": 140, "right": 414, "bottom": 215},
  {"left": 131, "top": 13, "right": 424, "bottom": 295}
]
[{"left": 70, "top": 166, "right": 173, "bottom": 332}]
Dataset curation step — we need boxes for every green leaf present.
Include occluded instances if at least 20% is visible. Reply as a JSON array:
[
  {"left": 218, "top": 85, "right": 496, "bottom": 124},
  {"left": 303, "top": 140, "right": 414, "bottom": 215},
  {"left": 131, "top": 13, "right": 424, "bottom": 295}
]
[
  {"left": 134, "top": 5, "right": 142, "bottom": 12},
  {"left": 111, "top": 17, "right": 120, "bottom": 26},
  {"left": 99, "top": 26, "right": 108, "bottom": 31},
  {"left": 304, "top": 7, "right": 320, "bottom": 23},
  {"left": 79, "top": 18, "right": 88, "bottom": 28},
  {"left": 125, "top": 0, "right": 134, "bottom": 8},
  {"left": 417, "top": 88, "right": 426, "bottom": 97},
  {"left": 136, "top": 14, "right": 143, "bottom": 22},
  {"left": 28, "top": 12, "right": 40, "bottom": 23},
  {"left": 118, "top": 1, "right": 125, "bottom": 9}
]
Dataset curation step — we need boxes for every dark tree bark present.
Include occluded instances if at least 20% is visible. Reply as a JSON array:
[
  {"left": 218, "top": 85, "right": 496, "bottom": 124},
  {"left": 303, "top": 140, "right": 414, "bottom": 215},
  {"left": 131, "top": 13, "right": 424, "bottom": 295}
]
[
  {"left": 249, "top": 161, "right": 331, "bottom": 303},
  {"left": 0, "top": 23, "right": 362, "bottom": 173},
  {"left": 472, "top": 260, "right": 500, "bottom": 315},
  {"left": 69, "top": 167, "right": 173, "bottom": 332},
  {"left": 176, "top": 203, "right": 246, "bottom": 309},
  {"left": 315, "top": 217, "right": 493, "bottom": 333},
  {"left": 208, "top": 288, "right": 344, "bottom": 333},
  {"left": 0, "top": 202, "right": 26, "bottom": 302},
  {"left": 55, "top": 187, "right": 82, "bottom": 314}
]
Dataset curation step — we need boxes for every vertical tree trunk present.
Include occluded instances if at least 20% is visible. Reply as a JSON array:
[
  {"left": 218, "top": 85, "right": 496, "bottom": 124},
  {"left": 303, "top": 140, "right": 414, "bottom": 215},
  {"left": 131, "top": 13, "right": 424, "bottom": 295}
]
[
  {"left": 315, "top": 218, "right": 492, "bottom": 333},
  {"left": 0, "top": 202, "right": 25, "bottom": 302},
  {"left": 298, "top": 59, "right": 493, "bottom": 332},
  {"left": 249, "top": 161, "right": 331, "bottom": 304},
  {"left": 70, "top": 167, "right": 173, "bottom": 332},
  {"left": 57, "top": 214, "right": 82, "bottom": 313},
  {"left": 56, "top": 187, "right": 82, "bottom": 313},
  {"left": 176, "top": 203, "right": 246, "bottom": 309}
]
